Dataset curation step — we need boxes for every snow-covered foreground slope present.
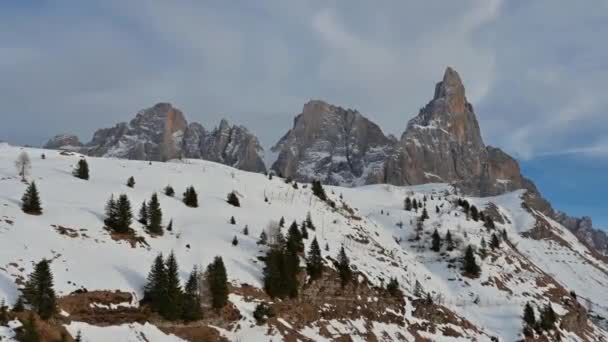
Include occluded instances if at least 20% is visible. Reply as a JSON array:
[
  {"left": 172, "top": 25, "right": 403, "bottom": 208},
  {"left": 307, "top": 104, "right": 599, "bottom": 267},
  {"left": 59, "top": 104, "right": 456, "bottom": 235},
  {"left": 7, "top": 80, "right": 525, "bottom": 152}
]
[{"left": 0, "top": 143, "right": 606, "bottom": 341}]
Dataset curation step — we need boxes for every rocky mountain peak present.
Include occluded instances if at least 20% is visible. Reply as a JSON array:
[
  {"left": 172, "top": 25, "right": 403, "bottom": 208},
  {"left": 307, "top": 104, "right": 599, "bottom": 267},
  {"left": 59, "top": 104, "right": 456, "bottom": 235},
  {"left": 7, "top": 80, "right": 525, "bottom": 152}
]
[
  {"left": 433, "top": 66, "right": 466, "bottom": 111},
  {"left": 43, "top": 134, "right": 83, "bottom": 151}
]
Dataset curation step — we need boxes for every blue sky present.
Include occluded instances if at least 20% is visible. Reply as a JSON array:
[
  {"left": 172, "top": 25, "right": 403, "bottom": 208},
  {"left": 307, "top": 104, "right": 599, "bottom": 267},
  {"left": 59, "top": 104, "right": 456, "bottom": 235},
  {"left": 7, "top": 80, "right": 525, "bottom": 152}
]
[{"left": 0, "top": 0, "right": 606, "bottom": 228}]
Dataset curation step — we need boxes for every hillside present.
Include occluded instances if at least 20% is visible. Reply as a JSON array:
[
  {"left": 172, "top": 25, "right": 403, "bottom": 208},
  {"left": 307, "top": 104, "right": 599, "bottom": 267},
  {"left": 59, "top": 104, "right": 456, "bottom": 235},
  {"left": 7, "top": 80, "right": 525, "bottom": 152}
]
[{"left": 0, "top": 143, "right": 607, "bottom": 341}]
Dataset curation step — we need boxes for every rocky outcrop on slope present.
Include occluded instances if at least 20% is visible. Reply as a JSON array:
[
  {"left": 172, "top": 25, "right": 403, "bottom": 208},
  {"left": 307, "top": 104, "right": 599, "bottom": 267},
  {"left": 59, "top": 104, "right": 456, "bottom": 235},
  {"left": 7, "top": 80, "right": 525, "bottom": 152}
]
[
  {"left": 46, "top": 103, "right": 266, "bottom": 173},
  {"left": 43, "top": 134, "right": 83, "bottom": 151},
  {"left": 555, "top": 212, "right": 608, "bottom": 255}
]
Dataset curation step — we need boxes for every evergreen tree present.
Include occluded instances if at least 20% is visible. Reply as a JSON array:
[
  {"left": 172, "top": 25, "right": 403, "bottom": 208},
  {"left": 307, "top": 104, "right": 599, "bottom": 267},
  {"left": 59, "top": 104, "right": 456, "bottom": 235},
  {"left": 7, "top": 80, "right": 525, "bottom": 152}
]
[
  {"left": 523, "top": 302, "right": 536, "bottom": 327},
  {"left": 480, "top": 237, "right": 488, "bottom": 259},
  {"left": 143, "top": 253, "right": 167, "bottom": 313},
  {"left": 73, "top": 159, "right": 89, "bottom": 180},
  {"left": 166, "top": 219, "right": 173, "bottom": 232},
  {"left": 16, "top": 313, "right": 39, "bottom": 342},
  {"left": 13, "top": 296, "right": 25, "bottom": 312},
  {"left": 305, "top": 212, "right": 315, "bottom": 230},
  {"left": 436, "top": 206, "right": 440, "bottom": 214},
  {"left": 425, "top": 293, "right": 434, "bottom": 305},
  {"left": 404, "top": 197, "right": 412, "bottom": 211},
  {"left": 183, "top": 186, "right": 198, "bottom": 208},
  {"left": 114, "top": 194, "right": 133, "bottom": 233},
  {"left": 163, "top": 252, "right": 183, "bottom": 320},
  {"left": 386, "top": 278, "right": 400, "bottom": 297},
  {"left": 412, "top": 199, "right": 418, "bottom": 211},
  {"left": 479, "top": 211, "right": 486, "bottom": 222},
  {"left": 490, "top": 233, "right": 500, "bottom": 250},
  {"left": 206, "top": 257, "right": 228, "bottom": 309},
  {"left": 540, "top": 303, "right": 557, "bottom": 331},
  {"left": 300, "top": 222, "right": 309, "bottom": 239},
  {"left": 138, "top": 201, "right": 148, "bottom": 225},
  {"left": 413, "top": 280, "right": 424, "bottom": 298},
  {"left": 182, "top": 268, "right": 203, "bottom": 322},
  {"left": 243, "top": 225, "right": 249, "bottom": 235},
  {"left": 230, "top": 216, "right": 236, "bottom": 225},
  {"left": 287, "top": 221, "right": 304, "bottom": 253},
  {"left": 470, "top": 205, "right": 479, "bottom": 221},
  {"left": 0, "top": 299, "right": 7, "bottom": 325},
  {"left": 258, "top": 231, "right": 268, "bottom": 245},
  {"left": 21, "top": 182, "right": 42, "bottom": 215},
  {"left": 463, "top": 245, "right": 480, "bottom": 277},
  {"left": 232, "top": 236, "right": 238, "bottom": 246},
  {"left": 431, "top": 229, "right": 441, "bottom": 252},
  {"left": 279, "top": 216, "right": 285, "bottom": 228},
  {"left": 227, "top": 192, "right": 240, "bottom": 207},
  {"left": 421, "top": 208, "right": 429, "bottom": 221},
  {"left": 164, "top": 185, "right": 175, "bottom": 197},
  {"left": 311, "top": 180, "right": 327, "bottom": 201},
  {"left": 104, "top": 195, "right": 118, "bottom": 230},
  {"left": 306, "top": 237, "right": 323, "bottom": 281},
  {"left": 445, "top": 230, "right": 454, "bottom": 251},
  {"left": 263, "top": 247, "right": 284, "bottom": 298},
  {"left": 484, "top": 217, "right": 496, "bottom": 230},
  {"left": 337, "top": 247, "right": 352, "bottom": 288},
  {"left": 147, "top": 193, "right": 163, "bottom": 235},
  {"left": 325, "top": 242, "right": 330, "bottom": 252},
  {"left": 283, "top": 246, "right": 299, "bottom": 298},
  {"left": 126, "top": 176, "right": 135, "bottom": 188},
  {"left": 23, "top": 259, "right": 56, "bottom": 320}
]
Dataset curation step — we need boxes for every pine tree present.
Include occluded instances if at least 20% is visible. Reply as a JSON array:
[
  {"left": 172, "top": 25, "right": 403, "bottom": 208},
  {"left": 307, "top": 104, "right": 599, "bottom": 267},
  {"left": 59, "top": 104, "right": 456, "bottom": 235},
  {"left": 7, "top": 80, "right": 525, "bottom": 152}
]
[
  {"left": 126, "top": 176, "right": 135, "bottom": 188},
  {"left": 306, "top": 237, "right": 323, "bottom": 281},
  {"left": 183, "top": 186, "right": 198, "bottom": 208},
  {"left": 484, "top": 217, "right": 496, "bottom": 230},
  {"left": 479, "top": 211, "right": 486, "bottom": 222},
  {"left": 311, "top": 180, "right": 327, "bottom": 201},
  {"left": 73, "top": 159, "right": 89, "bottom": 180},
  {"left": 435, "top": 205, "right": 440, "bottom": 214},
  {"left": 386, "top": 278, "right": 400, "bottom": 297},
  {"left": 404, "top": 197, "right": 412, "bottom": 211},
  {"left": 13, "top": 296, "right": 25, "bottom": 312},
  {"left": 421, "top": 208, "right": 429, "bottom": 221},
  {"left": 232, "top": 236, "right": 238, "bottom": 246},
  {"left": 337, "top": 247, "right": 352, "bottom": 288},
  {"left": 425, "top": 292, "right": 433, "bottom": 305},
  {"left": 163, "top": 252, "right": 183, "bottom": 320},
  {"left": 287, "top": 221, "right": 304, "bottom": 253},
  {"left": 325, "top": 242, "right": 330, "bottom": 252},
  {"left": 523, "top": 302, "right": 536, "bottom": 327},
  {"left": 138, "top": 201, "right": 148, "bottom": 225},
  {"left": 182, "top": 267, "right": 203, "bottom": 322},
  {"left": 445, "top": 230, "right": 454, "bottom": 251},
  {"left": 539, "top": 303, "right": 557, "bottom": 331},
  {"left": 463, "top": 245, "right": 480, "bottom": 277},
  {"left": 413, "top": 280, "right": 424, "bottom": 298},
  {"left": 166, "top": 219, "right": 173, "bottom": 232},
  {"left": 412, "top": 199, "right": 418, "bottom": 211},
  {"left": 104, "top": 195, "right": 118, "bottom": 230},
  {"left": 300, "top": 222, "right": 308, "bottom": 239},
  {"left": 263, "top": 247, "right": 284, "bottom": 298},
  {"left": 114, "top": 194, "right": 133, "bottom": 233},
  {"left": 164, "top": 185, "right": 175, "bottom": 197},
  {"left": 206, "top": 256, "right": 228, "bottom": 309},
  {"left": 243, "top": 225, "right": 249, "bottom": 235},
  {"left": 0, "top": 299, "right": 8, "bottom": 325},
  {"left": 305, "top": 212, "right": 315, "bottom": 230},
  {"left": 147, "top": 193, "right": 163, "bottom": 235},
  {"left": 480, "top": 237, "right": 487, "bottom": 259},
  {"left": 143, "top": 253, "right": 167, "bottom": 313},
  {"left": 16, "top": 313, "right": 39, "bottom": 342},
  {"left": 470, "top": 205, "right": 479, "bottom": 221},
  {"left": 227, "top": 192, "right": 240, "bottom": 207},
  {"left": 23, "top": 259, "right": 56, "bottom": 320},
  {"left": 230, "top": 216, "right": 236, "bottom": 225},
  {"left": 431, "top": 229, "right": 441, "bottom": 252},
  {"left": 21, "top": 182, "right": 42, "bottom": 215},
  {"left": 283, "top": 246, "right": 299, "bottom": 298},
  {"left": 258, "top": 231, "right": 268, "bottom": 245},
  {"left": 490, "top": 233, "right": 500, "bottom": 250},
  {"left": 279, "top": 216, "right": 285, "bottom": 228}
]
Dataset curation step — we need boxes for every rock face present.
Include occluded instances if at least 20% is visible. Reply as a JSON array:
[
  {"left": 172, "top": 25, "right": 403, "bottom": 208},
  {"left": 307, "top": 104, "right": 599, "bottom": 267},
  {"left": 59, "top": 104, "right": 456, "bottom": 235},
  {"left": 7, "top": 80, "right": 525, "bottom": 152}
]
[
  {"left": 44, "top": 134, "right": 83, "bottom": 151},
  {"left": 555, "top": 212, "right": 608, "bottom": 254},
  {"left": 48, "top": 103, "right": 266, "bottom": 173}
]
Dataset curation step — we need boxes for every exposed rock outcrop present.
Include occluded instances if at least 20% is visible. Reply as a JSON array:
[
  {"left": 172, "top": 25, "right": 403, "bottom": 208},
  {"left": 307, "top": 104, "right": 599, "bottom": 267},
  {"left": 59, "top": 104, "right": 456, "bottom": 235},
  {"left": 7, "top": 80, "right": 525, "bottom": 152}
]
[
  {"left": 44, "top": 134, "right": 83, "bottom": 151},
  {"left": 555, "top": 212, "right": 608, "bottom": 255}
]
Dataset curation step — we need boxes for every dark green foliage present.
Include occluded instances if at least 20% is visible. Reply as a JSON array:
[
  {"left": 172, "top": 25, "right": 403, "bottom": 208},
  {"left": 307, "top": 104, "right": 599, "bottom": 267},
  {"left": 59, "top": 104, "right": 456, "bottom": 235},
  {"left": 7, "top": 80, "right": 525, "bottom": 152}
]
[
  {"left": 113, "top": 194, "right": 133, "bottom": 233},
  {"left": 490, "top": 233, "right": 500, "bottom": 250},
  {"left": 300, "top": 223, "right": 308, "bottom": 239},
  {"left": 470, "top": 205, "right": 479, "bottom": 221},
  {"left": 263, "top": 247, "right": 285, "bottom": 298},
  {"left": 243, "top": 225, "right": 249, "bottom": 235},
  {"left": 412, "top": 199, "right": 418, "bottom": 211},
  {"left": 479, "top": 211, "right": 486, "bottom": 222},
  {"left": 16, "top": 313, "right": 39, "bottom": 342},
  {"left": 337, "top": 247, "right": 352, "bottom": 288},
  {"left": 13, "top": 296, "right": 25, "bottom": 312},
  {"left": 253, "top": 303, "right": 275, "bottom": 324},
  {"left": 21, "top": 182, "right": 42, "bottom": 215},
  {"left": 305, "top": 212, "right": 315, "bottom": 230},
  {"left": 283, "top": 247, "right": 300, "bottom": 298},
  {"left": 126, "top": 176, "right": 135, "bottom": 188},
  {"left": 413, "top": 280, "right": 424, "bottom": 298},
  {"left": 431, "top": 229, "right": 441, "bottom": 252},
  {"left": 479, "top": 237, "right": 487, "bottom": 259},
  {"left": 258, "top": 231, "right": 267, "bottom": 245},
  {"left": 182, "top": 268, "right": 203, "bottom": 322},
  {"left": 287, "top": 221, "right": 304, "bottom": 253},
  {"left": 386, "top": 278, "right": 400, "bottom": 297},
  {"left": 164, "top": 185, "right": 175, "bottom": 197},
  {"left": 421, "top": 208, "right": 429, "bottom": 221},
  {"left": 163, "top": 252, "right": 183, "bottom": 320},
  {"left": 425, "top": 293, "right": 434, "bottom": 305},
  {"left": 306, "top": 238, "right": 323, "bottom": 281},
  {"left": 523, "top": 302, "right": 536, "bottom": 327},
  {"left": 143, "top": 253, "right": 167, "bottom": 314},
  {"left": 404, "top": 197, "right": 412, "bottom": 211},
  {"left": 435, "top": 206, "right": 440, "bottom": 214},
  {"left": 539, "top": 303, "right": 557, "bottom": 331},
  {"left": 147, "top": 193, "right": 163, "bottom": 235},
  {"left": 463, "top": 245, "right": 480, "bottom": 277},
  {"left": 311, "top": 180, "right": 327, "bottom": 201},
  {"left": 227, "top": 191, "right": 240, "bottom": 207},
  {"left": 325, "top": 243, "right": 329, "bottom": 252},
  {"left": 279, "top": 216, "right": 285, "bottom": 228},
  {"left": 484, "top": 216, "right": 496, "bottom": 230},
  {"left": 166, "top": 219, "right": 173, "bottom": 232},
  {"left": 232, "top": 236, "right": 238, "bottom": 246},
  {"left": 206, "top": 257, "right": 229, "bottom": 309},
  {"left": 73, "top": 159, "right": 89, "bottom": 180},
  {"left": 23, "top": 259, "right": 56, "bottom": 320},
  {"left": 183, "top": 186, "right": 198, "bottom": 208},
  {"left": 445, "top": 230, "right": 454, "bottom": 251},
  {"left": 230, "top": 216, "right": 236, "bottom": 225},
  {"left": 138, "top": 201, "right": 148, "bottom": 225}
]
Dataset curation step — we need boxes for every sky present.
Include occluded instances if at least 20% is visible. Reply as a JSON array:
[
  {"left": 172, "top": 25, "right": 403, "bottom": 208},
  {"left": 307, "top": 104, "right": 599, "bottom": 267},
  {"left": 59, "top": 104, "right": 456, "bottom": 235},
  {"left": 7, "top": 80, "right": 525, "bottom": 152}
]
[{"left": 0, "top": 0, "right": 606, "bottom": 227}]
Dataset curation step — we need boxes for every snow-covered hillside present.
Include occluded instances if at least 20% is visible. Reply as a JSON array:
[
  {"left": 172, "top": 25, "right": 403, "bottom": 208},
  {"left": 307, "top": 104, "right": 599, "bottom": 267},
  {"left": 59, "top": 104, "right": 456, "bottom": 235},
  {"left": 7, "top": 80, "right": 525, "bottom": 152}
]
[{"left": 0, "top": 143, "right": 606, "bottom": 341}]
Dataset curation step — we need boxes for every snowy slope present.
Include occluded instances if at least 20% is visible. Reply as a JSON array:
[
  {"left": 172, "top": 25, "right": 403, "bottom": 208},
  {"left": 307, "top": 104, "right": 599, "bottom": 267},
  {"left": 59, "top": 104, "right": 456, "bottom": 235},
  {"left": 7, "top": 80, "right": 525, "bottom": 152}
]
[{"left": 0, "top": 143, "right": 606, "bottom": 341}]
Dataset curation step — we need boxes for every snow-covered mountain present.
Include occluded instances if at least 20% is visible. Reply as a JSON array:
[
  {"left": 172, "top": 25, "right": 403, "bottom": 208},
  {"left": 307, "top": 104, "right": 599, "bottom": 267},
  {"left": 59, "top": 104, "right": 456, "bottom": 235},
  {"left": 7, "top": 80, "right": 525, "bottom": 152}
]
[{"left": 0, "top": 143, "right": 607, "bottom": 341}]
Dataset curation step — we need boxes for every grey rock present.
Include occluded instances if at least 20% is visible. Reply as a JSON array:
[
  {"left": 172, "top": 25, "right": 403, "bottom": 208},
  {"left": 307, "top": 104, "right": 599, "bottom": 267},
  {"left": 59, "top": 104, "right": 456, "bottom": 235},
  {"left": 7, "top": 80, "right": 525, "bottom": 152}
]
[
  {"left": 555, "top": 212, "right": 608, "bottom": 254},
  {"left": 44, "top": 134, "right": 83, "bottom": 151}
]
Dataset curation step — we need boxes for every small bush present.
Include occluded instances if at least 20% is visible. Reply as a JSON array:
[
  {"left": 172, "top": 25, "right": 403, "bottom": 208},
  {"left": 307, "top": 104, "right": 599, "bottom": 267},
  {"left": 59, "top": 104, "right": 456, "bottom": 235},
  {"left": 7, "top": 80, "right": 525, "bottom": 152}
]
[{"left": 253, "top": 303, "right": 275, "bottom": 324}]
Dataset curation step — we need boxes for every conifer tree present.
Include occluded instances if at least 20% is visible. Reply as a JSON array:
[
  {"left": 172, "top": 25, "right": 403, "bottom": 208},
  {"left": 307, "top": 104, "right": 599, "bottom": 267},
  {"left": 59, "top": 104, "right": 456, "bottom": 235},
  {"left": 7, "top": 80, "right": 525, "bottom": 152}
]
[
  {"left": 13, "top": 296, "right": 25, "bottom": 312},
  {"left": 337, "top": 247, "right": 352, "bottom": 287},
  {"left": 206, "top": 257, "right": 228, "bottom": 309},
  {"left": 404, "top": 197, "right": 412, "bottom": 211},
  {"left": 164, "top": 185, "right": 175, "bottom": 197},
  {"left": 413, "top": 280, "right": 424, "bottom": 298},
  {"left": 445, "top": 230, "right": 454, "bottom": 251},
  {"left": 436, "top": 205, "right": 440, "bottom": 214},
  {"left": 311, "top": 180, "right": 327, "bottom": 201},
  {"left": 386, "top": 278, "right": 400, "bottom": 297},
  {"left": 523, "top": 302, "right": 536, "bottom": 327},
  {"left": 183, "top": 186, "right": 198, "bottom": 208},
  {"left": 421, "top": 208, "right": 429, "bottom": 221},
  {"left": 283, "top": 245, "right": 299, "bottom": 298},
  {"left": 23, "top": 259, "right": 56, "bottom": 320},
  {"left": 263, "top": 247, "right": 284, "bottom": 298},
  {"left": 182, "top": 267, "right": 203, "bottom": 322},
  {"left": 230, "top": 216, "right": 236, "bottom": 225},
  {"left": 166, "top": 219, "right": 173, "bottom": 232},
  {"left": 540, "top": 303, "right": 557, "bottom": 331},
  {"left": 412, "top": 199, "right": 418, "bottom": 211},
  {"left": 470, "top": 205, "right": 479, "bottom": 221},
  {"left": 479, "top": 211, "right": 486, "bottom": 222},
  {"left": 484, "top": 217, "right": 496, "bottom": 230},
  {"left": 126, "top": 176, "right": 135, "bottom": 188},
  {"left": 279, "top": 216, "right": 285, "bottom": 228},
  {"left": 104, "top": 195, "right": 118, "bottom": 230},
  {"left": 287, "top": 221, "right": 304, "bottom": 253},
  {"left": 143, "top": 253, "right": 167, "bottom": 313},
  {"left": 73, "top": 159, "right": 89, "bottom": 180},
  {"left": 138, "top": 201, "right": 148, "bottom": 225},
  {"left": 243, "top": 225, "right": 249, "bottom": 235},
  {"left": 306, "top": 237, "right": 323, "bottom": 281},
  {"left": 305, "top": 212, "right": 315, "bottom": 230},
  {"left": 300, "top": 222, "right": 308, "bottom": 240},
  {"left": 325, "top": 242, "right": 330, "bottom": 252},
  {"left": 480, "top": 237, "right": 488, "bottom": 259},
  {"left": 0, "top": 300, "right": 7, "bottom": 325},
  {"left": 163, "top": 252, "right": 183, "bottom": 320},
  {"left": 232, "top": 236, "right": 238, "bottom": 246},
  {"left": 258, "top": 231, "right": 268, "bottom": 245},
  {"left": 16, "top": 313, "right": 39, "bottom": 342},
  {"left": 431, "top": 229, "right": 441, "bottom": 252},
  {"left": 21, "top": 182, "right": 42, "bottom": 215},
  {"left": 490, "top": 233, "right": 500, "bottom": 250},
  {"left": 463, "top": 245, "right": 480, "bottom": 277},
  {"left": 114, "top": 194, "right": 133, "bottom": 233},
  {"left": 227, "top": 191, "right": 240, "bottom": 207},
  {"left": 147, "top": 193, "right": 163, "bottom": 235}
]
